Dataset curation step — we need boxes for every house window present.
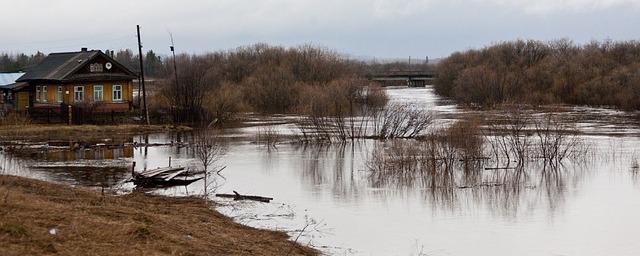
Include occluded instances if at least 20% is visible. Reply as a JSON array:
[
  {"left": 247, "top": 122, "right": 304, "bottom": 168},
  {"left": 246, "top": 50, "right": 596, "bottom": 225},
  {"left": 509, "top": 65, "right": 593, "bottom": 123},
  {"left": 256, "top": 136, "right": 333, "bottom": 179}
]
[
  {"left": 35, "top": 86, "right": 40, "bottom": 102},
  {"left": 36, "top": 86, "right": 47, "bottom": 102},
  {"left": 113, "top": 84, "right": 122, "bottom": 101},
  {"left": 93, "top": 85, "right": 103, "bottom": 102},
  {"left": 74, "top": 86, "right": 84, "bottom": 102},
  {"left": 57, "top": 86, "right": 63, "bottom": 103},
  {"left": 89, "top": 63, "right": 104, "bottom": 73}
]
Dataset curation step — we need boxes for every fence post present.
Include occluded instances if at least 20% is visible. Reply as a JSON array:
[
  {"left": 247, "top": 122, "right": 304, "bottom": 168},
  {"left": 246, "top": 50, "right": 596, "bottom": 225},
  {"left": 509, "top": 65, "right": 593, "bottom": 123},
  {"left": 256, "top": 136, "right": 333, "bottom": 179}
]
[{"left": 68, "top": 105, "right": 72, "bottom": 125}]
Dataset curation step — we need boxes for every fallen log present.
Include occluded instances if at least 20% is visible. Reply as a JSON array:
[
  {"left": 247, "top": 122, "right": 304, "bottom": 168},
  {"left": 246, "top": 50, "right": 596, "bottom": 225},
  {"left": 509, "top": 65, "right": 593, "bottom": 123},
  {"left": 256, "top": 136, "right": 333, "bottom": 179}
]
[
  {"left": 216, "top": 191, "right": 273, "bottom": 203},
  {"left": 484, "top": 167, "right": 516, "bottom": 170}
]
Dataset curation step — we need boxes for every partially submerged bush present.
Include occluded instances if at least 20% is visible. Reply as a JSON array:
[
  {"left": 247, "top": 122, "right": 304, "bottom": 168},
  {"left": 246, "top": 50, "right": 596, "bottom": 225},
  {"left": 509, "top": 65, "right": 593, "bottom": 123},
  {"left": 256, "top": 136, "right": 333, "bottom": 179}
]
[
  {"left": 372, "top": 103, "right": 434, "bottom": 139},
  {"left": 533, "top": 113, "right": 585, "bottom": 166},
  {"left": 295, "top": 101, "right": 431, "bottom": 143},
  {"left": 367, "top": 114, "right": 588, "bottom": 189},
  {"left": 156, "top": 44, "right": 367, "bottom": 124},
  {"left": 435, "top": 39, "right": 640, "bottom": 110}
]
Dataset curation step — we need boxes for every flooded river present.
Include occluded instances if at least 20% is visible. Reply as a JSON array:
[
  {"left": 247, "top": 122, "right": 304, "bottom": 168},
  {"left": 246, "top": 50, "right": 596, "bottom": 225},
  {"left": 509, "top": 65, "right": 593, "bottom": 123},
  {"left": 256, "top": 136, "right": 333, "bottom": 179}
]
[{"left": 2, "top": 87, "right": 640, "bottom": 255}]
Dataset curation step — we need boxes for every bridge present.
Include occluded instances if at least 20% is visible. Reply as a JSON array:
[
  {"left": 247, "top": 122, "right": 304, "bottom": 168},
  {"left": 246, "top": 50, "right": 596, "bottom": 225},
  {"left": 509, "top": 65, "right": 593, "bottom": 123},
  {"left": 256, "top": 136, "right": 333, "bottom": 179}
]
[{"left": 368, "top": 70, "right": 436, "bottom": 87}]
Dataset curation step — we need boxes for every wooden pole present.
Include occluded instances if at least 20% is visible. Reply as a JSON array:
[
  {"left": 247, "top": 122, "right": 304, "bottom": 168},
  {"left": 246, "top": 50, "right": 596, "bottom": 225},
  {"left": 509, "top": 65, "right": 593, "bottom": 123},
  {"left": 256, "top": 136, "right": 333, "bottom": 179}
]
[
  {"left": 137, "top": 25, "right": 150, "bottom": 125},
  {"left": 68, "top": 105, "right": 72, "bottom": 125},
  {"left": 169, "top": 33, "right": 179, "bottom": 123}
]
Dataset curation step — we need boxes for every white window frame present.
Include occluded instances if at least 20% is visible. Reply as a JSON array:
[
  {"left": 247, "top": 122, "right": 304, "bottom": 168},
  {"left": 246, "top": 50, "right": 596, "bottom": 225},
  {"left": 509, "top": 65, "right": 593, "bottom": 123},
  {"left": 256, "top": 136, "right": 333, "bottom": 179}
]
[
  {"left": 41, "top": 86, "right": 47, "bottom": 102},
  {"left": 36, "top": 86, "right": 48, "bottom": 103},
  {"left": 35, "top": 86, "right": 41, "bottom": 102},
  {"left": 112, "top": 84, "right": 123, "bottom": 102},
  {"left": 74, "top": 86, "right": 84, "bottom": 102},
  {"left": 57, "top": 86, "right": 63, "bottom": 103},
  {"left": 93, "top": 85, "right": 104, "bottom": 102}
]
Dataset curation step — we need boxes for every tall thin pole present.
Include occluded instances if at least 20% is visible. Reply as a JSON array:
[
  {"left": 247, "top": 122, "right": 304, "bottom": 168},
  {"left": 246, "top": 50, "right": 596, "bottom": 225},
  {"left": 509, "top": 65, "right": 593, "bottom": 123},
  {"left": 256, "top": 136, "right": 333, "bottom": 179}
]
[
  {"left": 169, "top": 32, "right": 179, "bottom": 123},
  {"left": 169, "top": 33, "right": 179, "bottom": 94},
  {"left": 137, "top": 25, "right": 150, "bottom": 125}
]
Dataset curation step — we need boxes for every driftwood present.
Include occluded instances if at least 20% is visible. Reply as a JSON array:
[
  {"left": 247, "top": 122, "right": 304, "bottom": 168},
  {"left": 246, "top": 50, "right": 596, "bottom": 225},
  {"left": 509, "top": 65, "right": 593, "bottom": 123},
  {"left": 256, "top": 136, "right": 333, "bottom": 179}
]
[
  {"left": 484, "top": 167, "right": 517, "bottom": 170},
  {"left": 216, "top": 191, "right": 273, "bottom": 203},
  {"left": 131, "top": 161, "right": 202, "bottom": 188}
]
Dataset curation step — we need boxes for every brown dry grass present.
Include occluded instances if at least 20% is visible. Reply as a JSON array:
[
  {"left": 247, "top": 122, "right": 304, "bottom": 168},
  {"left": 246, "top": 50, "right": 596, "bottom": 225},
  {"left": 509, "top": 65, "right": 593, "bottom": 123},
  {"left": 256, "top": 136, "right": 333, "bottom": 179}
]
[{"left": 0, "top": 175, "right": 317, "bottom": 256}]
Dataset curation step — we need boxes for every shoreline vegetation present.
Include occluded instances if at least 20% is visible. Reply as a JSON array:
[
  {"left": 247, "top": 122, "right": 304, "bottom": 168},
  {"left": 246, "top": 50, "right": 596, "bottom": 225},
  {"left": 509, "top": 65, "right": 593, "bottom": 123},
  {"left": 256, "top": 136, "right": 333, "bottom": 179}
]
[
  {"left": 2, "top": 44, "right": 395, "bottom": 126},
  {"left": 435, "top": 39, "right": 640, "bottom": 110},
  {"left": 149, "top": 44, "right": 390, "bottom": 124},
  {"left": 0, "top": 175, "right": 317, "bottom": 256}
]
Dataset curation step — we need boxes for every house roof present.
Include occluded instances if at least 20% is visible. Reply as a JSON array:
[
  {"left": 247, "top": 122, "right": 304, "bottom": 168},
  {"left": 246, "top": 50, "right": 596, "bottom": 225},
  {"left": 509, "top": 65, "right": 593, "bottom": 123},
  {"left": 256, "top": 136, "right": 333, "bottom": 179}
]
[
  {"left": 0, "top": 82, "right": 29, "bottom": 91},
  {"left": 0, "top": 72, "right": 25, "bottom": 86},
  {"left": 16, "top": 50, "right": 137, "bottom": 83}
]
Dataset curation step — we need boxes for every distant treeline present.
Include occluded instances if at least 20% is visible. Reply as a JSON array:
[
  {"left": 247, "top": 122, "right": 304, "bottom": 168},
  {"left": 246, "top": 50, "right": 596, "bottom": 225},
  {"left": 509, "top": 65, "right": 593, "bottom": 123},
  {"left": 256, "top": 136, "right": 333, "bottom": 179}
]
[
  {"left": 0, "top": 50, "right": 165, "bottom": 77},
  {"left": 0, "top": 52, "right": 46, "bottom": 73},
  {"left": 152, "top": 44, "right": 388, "bottom": 123},
  {"left": 435, "top": 39, "right": 640, "bottom": 109}
]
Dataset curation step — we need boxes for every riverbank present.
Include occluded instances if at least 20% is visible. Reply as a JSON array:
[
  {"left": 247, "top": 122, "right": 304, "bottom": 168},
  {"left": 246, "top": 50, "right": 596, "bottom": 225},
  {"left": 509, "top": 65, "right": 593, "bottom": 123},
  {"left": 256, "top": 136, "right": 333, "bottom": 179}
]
[
  {"left": 0, "top": 124, "right": 192, "bottom": 141},
  {"left": 0, "top": 175, "right": 317, "bottom": 256}
]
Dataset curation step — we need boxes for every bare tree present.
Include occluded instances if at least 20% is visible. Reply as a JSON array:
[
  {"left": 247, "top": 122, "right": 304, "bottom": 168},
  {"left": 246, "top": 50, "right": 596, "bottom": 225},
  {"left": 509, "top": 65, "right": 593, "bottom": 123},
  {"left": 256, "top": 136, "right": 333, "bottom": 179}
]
[{"left": 192, "top": 129, "right": 227, "bottom": 199}]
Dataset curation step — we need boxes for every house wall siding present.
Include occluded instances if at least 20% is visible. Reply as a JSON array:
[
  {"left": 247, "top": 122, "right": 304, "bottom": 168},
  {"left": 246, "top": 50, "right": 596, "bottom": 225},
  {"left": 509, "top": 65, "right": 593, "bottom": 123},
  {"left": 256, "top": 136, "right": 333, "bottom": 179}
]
[
  {"left": 16, "top": 92, "right": 29, "bottom": 111},
  {"left": 38, "top": 81, "right": 132, "bottom": 104},
  {"left": 30, "top": 81, "right": 133, "bottom": 113}
]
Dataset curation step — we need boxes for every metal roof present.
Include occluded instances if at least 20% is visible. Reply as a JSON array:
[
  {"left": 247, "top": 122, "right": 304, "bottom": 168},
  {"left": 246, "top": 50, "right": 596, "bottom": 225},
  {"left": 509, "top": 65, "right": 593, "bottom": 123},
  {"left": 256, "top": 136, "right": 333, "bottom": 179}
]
[
  {"left": 0, "top": 72, "right": 25, "bottom": 86},
  {"left": 0, "top": 82, "right": 29, "bottom": 90}
]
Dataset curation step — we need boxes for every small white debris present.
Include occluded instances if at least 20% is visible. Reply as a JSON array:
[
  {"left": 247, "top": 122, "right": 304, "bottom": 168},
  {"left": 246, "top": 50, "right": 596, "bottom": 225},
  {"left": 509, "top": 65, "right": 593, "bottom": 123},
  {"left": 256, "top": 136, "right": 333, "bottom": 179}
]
[{"left": 49, "top": 227, "right": 57, "bottom": 235}]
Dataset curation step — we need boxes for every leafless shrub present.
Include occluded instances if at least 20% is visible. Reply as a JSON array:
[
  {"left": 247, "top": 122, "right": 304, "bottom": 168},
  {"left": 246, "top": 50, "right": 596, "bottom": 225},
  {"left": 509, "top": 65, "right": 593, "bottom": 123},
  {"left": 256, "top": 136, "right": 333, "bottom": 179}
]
[
  {"left": 202, "top": 83, "right": 245, "bottom": 123},
  {"left": 485, "top": 107, "right": 533, "bottom": 165},
  {"left": 154, "top": 44, "right": 368, "bottom": 124},
  {"left": 0, "top": 111, "right": 31, "bottom": 126},
  {"left": 367, "top": 120, "right": 485, "bottom": 188},
  {"left": 435, "top": 39, "right": 640, "bottom": 110},
  {"left": 296, "top": 101, "right": 433, "bottom": 142},
  {"left": 372, "top": 103, "right": 434, "bottom": 139},
  {"left": 533, "top": 113, "right": 586, "bottom": 166},
  {"left": 191, "top": 129, "right": 227, "bottom": 199},
  {"left": 255, "top": 126, "right": 280, "bottom": 149}
]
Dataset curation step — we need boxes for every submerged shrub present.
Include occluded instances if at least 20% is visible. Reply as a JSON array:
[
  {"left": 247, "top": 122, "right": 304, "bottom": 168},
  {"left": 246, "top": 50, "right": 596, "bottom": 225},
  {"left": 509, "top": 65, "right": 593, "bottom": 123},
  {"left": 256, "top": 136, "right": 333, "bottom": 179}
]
[{"left": 435, "top": 39, "right": 640, "bottom": 110}]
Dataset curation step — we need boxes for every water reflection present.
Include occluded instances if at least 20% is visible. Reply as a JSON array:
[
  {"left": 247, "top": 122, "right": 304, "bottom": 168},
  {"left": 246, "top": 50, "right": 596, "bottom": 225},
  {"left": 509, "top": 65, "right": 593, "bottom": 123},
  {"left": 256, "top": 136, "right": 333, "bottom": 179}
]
[{"left": 2, "top": 87, "right": 640, "bottom": 255}]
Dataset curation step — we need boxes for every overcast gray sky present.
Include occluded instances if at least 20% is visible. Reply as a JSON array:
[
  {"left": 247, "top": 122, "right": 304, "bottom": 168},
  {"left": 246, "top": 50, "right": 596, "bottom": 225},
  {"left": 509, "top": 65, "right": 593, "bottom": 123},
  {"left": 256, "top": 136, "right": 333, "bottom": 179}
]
[{"left": 1, "top": 0, "right": 638, "bottom": 58}]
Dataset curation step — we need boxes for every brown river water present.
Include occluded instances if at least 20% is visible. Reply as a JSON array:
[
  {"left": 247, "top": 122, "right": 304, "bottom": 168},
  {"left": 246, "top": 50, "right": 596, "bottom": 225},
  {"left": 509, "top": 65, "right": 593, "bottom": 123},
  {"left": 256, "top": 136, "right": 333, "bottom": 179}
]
[{"left": 2, "top": 87, "right": 640, "bottom": 256}]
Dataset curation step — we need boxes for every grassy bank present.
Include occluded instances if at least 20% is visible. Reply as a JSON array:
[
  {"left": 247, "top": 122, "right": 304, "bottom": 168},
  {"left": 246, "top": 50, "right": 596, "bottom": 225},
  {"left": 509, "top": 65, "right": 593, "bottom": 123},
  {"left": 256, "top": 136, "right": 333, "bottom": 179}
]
[
  {"left": 0, "top": 124, "right": 192, "bottom": 141},
  {"left": 0, "top": 175, "right": 317, "bottom": 256}
]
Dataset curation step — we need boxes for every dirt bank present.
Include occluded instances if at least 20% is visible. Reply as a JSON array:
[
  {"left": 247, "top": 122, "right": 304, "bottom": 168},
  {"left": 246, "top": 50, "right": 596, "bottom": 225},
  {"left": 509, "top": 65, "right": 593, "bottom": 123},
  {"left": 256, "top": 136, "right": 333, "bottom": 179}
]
[{"left": 0, "top": 175, "right": 317, "bottom": 256}]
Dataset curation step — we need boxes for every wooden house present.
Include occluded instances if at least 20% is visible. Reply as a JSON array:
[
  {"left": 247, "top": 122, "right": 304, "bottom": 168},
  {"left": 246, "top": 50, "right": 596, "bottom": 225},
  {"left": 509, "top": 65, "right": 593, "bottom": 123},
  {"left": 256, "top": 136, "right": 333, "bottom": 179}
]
[
  {"left": 4, "top": 48, "right": 137, "bottom": 112},
  {"left": 0, "top": 72, "right": 25, "bottom": 111}
]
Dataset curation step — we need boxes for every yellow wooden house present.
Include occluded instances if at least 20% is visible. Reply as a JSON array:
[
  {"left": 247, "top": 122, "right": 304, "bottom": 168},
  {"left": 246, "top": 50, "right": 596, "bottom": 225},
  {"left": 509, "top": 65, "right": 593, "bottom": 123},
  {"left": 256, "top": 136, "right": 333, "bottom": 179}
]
[{"left": 4, "top": 48, "right": 137, "bottom": 113}]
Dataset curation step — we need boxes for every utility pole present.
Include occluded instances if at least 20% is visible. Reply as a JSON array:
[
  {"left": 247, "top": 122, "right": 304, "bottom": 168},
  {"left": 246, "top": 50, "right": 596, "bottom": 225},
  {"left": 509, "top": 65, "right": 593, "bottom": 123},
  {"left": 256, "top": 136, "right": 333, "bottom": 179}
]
[
  {"left": 137, "top": 25, "right": 150, "bottom": 125},
  {"left": 169, "top": 32, "right": 179, "bottom": 123},
  {"left": 169, "top": 33, "right": 179, "bottom": 93}
]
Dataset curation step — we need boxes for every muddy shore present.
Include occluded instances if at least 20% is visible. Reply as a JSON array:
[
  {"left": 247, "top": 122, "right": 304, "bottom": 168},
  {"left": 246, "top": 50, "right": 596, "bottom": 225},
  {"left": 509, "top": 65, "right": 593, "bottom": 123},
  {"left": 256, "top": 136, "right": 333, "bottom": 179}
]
[{"left": 0, "top": 175, "right": 317, "bottom": 256}]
